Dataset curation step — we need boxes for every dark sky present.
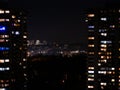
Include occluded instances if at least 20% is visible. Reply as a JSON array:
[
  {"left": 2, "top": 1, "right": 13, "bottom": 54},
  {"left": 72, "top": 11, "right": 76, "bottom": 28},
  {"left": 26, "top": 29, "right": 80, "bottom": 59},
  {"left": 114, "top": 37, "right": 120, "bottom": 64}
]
[{"left": 9, "top": 0, "right": 117, "bottom": 44}]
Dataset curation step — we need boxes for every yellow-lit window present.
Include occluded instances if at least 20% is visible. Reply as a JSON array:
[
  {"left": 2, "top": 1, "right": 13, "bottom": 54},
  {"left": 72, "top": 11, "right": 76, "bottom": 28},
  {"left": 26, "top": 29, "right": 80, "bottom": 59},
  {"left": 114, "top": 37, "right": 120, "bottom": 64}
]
[
  {"left": 88, "top": 44, "right": 94, "bottom": 47},
  {"left": 100, "top": 48, "right": 106, "bottom": 51},
  {"left": 14, "top": 23, "right": 20, "bottom": 27},
  {"left": 100, "top": 44, "right": 107, "bottom": 48},
  {"left": 107, "top": 71, "right": 112, "bottom": 74},
  {"left": 23, "top": 35, "right": 27, "bottom": 38},
  {"left": 0, "top": 59, "right": 4, "bottom": 63},
  {"left": 100, "top": 60, "right": 107, "bottom": 63},
  {"left": 88, "top": 67, "right": 94, "bottom": 70},
  {"left": 88, "top": 86, "right": 94, "bottom": 88},
  {"left": 18, "top": 19, "right": 20, "bottom": 22},
  {"left": 12, "top": 15, "right": 16, "bottom": 18},
  {"left": 107, "top": 52, "right": 112, "bottom": 55},
  {"left": 88, "top": 78, "right": 94, "bottom": 81},
  {"left": 88, "top": 37, "right": 94, "bottom": 40},
  {"left": 107, "top": 56, "right": 111, "bottom": 59},
  {"left": 88, "top": 14, "right": 95, "bottom": 17},
  {"left": 101, "top": 56, "right": 105, "bottom": 59},
  {"left": 119, "top": 48, "right": 120, "bottom": 51},
  {"left": 0, "top": 19, "right": 5, "bottom": 22},
  {"left": 111, "top": 79, "right": 115, "bottom": 82}
]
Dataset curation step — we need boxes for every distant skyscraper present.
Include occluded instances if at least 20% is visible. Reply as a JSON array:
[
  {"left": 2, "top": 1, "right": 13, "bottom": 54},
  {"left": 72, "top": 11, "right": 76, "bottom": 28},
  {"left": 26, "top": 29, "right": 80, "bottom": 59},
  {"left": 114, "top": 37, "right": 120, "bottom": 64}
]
[
  {"left": 0, "top": 2, "right": 28, "bottom": 90},
  {"left": 87, "top": 8, "right": 120, "bottom": 89}
]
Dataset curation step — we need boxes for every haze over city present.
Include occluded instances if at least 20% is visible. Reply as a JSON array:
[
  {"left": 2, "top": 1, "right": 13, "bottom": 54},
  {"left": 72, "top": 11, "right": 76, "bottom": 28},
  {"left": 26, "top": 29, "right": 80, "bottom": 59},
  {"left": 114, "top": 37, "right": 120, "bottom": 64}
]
[{"left": 8, "top": 0, "right": 118, "bottom": 44}]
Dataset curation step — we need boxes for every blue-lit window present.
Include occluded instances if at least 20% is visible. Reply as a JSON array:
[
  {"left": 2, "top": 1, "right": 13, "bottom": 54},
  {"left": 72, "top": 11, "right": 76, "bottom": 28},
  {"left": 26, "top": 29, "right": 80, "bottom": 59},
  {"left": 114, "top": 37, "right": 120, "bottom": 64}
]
[
  {"left": 15, "top": 31, "right": 20, "bottom": 35},
  {"left": 88, "top": 26, "right": 94, "bottom": 29},
  {"left": 0, "top": 26, "right": 6, "bottom": 31},
  {"left": 0, "top": 47, "right": 9, "bottom": 51}
]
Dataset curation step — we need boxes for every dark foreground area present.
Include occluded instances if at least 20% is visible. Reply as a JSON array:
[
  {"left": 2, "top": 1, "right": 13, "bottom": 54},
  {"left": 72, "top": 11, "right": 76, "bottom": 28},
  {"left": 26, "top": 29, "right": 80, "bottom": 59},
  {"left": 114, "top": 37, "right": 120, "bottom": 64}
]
[{"left": 27, "top": 54, "right": 87, "bottom": 90}]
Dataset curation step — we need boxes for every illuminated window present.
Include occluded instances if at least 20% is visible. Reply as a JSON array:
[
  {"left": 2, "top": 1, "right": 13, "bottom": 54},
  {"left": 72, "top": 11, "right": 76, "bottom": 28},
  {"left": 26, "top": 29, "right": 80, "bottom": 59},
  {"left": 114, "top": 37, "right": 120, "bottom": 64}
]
[
  {"left": 98, "top": 71, "right": 106, "bottom": 74},
  {"left": 0, "top": 10, "right": 4, "bottom": 14},
  {"left": 88, "top": 37, "right": 94, "bottom": 40},
  {"left": 98, "top": 63, "right": 101, "bottom": 66},
  {"left": 100, "top": 44, "right": 107, "bottom": 48},
  {"left": 107, "top": 56, "right": 111, "bottom": 59},
  {"left": 88, "top": 78, "right": 94, "bottom": 81},
  {"left": 88, "top": 67, "right": 94, "bottom": 70},
  {"left": 88, "top": 86, "right": 94, "bottom": 88},
  {"left": 0, "top": 47, "right": 9, "bottom": 51},
  {"left": 5, "top": 59, "right": 9, "bottom": 62},
  {"left": 18, "top": 19, "right": 20, "bottom": 22},
  {"left": 5, "top": 19, "right": 9, "bottom": 21},
  {"left": 88, "top": 52, "right": 94, "bottom": 55},
  {"left": 111, "top": 79, "right": 115, "bottom": 82},
  {"left": 12, "top": 15, "right": 16, "bottom": 18},
  {"left": 100, "top": 82, "right": 107, "bottom": 86},
  {"left": 101, "top": 56, "right": 105, "bottom": 59},
  {"left": 88, "top": 14, "right": 95, "bottom": 17},
  {"left": 0, "top": 67, "right": 10, "bottom": 71},
  {"left": 23, "top": 35, "right": 27, "bottom": 38},
  {"left": 101, "top": 40, "right": 112, "bottom": 44},
  {"left": 0, "top": 88, "right": 6, "bottom": 90},
  {"left": 15, "top": 31, "right": 20, "bottom": 35},
  {"left": 119, "top": 9, "right": 120, "bottom": 13},
  {"left": 101, "top": 18, "right": 107, "bottom": 21},
  {"left": 100, "top": 48, "right": 107, "bottom": 51},
  {"left": 88, "top": 26, "right": 94, "bottom": 29},
  {"left": 88, "top": 71, "right": 94, "bottom": 73},
  {"left": 100, "top": 60, "right": 107, "bottom": 63},
  {"left": 0, "top": 59, "right": 4, "bottom": 63},
  {"left": 23, "top": 66, "right": 26, "bottom": 69},
  {"left": 111, "top": 68, "right": 115, "bottom": 70},
  {"left": 0, "top": 39, "right": 5, "bottom": 42},
  {"left": 101, "top": 33, "right": 107, "bottom": 36},
  {"left": 5, "top": 10, "right": 10, "bottom": 13},
  {"left": 99, "top": 29, "right": 107, "bottom": 32},
  {"left": 110, "top": 25, "right": 115, "bottom": 28},
  {"left": 23, "top": 58, "right": 26, "bottom": 61},
  {"left": 88, "top": 75, "right": 94, "bottom": 77},
  {"left": 0, "top": 26, "right": 6, "bottom": 31},
  {"left": 0, "top": 19, "right": 5, "bottom": 22},
  {"left": 14, "top": 23, "right": 20, "bottom": 27},
  {"left": 88, "top": 44, "right": 94, "bottom": 47}
]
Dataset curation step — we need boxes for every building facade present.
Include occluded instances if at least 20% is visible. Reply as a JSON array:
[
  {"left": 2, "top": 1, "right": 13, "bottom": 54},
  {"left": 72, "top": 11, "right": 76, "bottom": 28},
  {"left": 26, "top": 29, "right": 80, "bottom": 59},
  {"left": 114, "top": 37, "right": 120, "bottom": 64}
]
[
  {"left": 87, "top": 8, "right": 120, "bottom": 90},
  {"left": 0, "top": 7, "right": 28, "bottom": 90}
]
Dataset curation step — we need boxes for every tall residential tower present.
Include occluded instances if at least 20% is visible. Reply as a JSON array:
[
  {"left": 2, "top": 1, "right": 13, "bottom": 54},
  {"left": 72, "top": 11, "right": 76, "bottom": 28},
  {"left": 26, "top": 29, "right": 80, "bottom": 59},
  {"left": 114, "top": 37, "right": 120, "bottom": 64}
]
[
  {"left": 0, "top": 4, "right": 28, "bottom": 90},
  {"left": 87, "top": 8, "right": 120, "bottom": 89}
]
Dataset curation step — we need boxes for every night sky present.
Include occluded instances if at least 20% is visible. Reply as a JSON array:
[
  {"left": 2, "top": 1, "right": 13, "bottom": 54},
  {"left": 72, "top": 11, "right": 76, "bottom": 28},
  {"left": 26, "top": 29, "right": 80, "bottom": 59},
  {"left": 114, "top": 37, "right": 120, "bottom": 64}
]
[{"left": 9, "top": 0, "right": 118, "bottom": 44}]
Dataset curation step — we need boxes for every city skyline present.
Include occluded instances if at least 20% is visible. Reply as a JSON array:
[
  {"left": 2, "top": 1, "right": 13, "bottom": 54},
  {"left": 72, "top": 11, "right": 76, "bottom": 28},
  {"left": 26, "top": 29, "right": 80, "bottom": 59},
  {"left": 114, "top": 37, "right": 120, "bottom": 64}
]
[{"left": 9, "top": 0, "right": 120, "bottom": 44}]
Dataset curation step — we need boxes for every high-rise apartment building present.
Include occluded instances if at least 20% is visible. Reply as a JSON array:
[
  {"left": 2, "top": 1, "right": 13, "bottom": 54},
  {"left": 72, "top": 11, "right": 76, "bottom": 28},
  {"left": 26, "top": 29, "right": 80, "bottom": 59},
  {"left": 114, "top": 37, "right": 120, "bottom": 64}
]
[
  {"left": 87, "top": 8, "right": 120, "bottom": 90},
  {"left": 0, "top": 2, "right": 28, "bottom": 90}
]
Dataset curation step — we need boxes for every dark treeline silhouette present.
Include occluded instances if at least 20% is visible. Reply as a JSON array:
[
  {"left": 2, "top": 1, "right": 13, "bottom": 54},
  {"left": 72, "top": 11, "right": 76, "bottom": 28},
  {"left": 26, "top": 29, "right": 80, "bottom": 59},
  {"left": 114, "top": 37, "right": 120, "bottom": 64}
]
[{"left": 27, "top": 54, "right": 87, "bottom": 90}]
